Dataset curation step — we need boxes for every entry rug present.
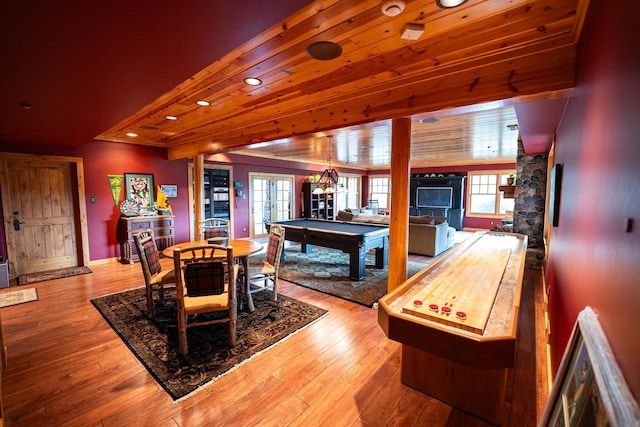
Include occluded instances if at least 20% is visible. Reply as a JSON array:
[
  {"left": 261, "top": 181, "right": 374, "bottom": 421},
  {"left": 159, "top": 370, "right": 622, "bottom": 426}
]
[
  {"left": 18, "top": 266, "right": 92, "bottom": 285},
  {"left": 91, "top": 287, "right": 327, "bottom": 401},
  {"left": 0, "top": 287, "right": 39, "bottom": 308},
  {"left": 253, "top": 246, "right": 429, "bottom": 307}
]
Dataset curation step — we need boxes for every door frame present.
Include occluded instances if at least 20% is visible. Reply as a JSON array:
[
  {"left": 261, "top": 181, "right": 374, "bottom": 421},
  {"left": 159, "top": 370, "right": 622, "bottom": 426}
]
[
  {"left": 248, "top": 172, "right": 295, "bottom": 238},
  {"left": 187, "top": 162, "right": 234, "bottom": 241},
  {"left": 0, "top": 152, "right": 90, "bottom": 276}
]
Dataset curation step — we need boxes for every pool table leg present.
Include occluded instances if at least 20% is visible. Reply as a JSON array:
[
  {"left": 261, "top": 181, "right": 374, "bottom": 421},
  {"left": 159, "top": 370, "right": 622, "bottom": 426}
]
[
  {"left": 374, "top": 238, "right": 389, "bottom": 269},
  {"left": 349, "top": 248, "right": 366, "bottom": 281}
]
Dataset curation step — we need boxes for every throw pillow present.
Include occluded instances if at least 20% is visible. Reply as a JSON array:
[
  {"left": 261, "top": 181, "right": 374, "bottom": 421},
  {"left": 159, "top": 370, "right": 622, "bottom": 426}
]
[{"left": 337, "top": 210, "right": 354, "bottom": 222}]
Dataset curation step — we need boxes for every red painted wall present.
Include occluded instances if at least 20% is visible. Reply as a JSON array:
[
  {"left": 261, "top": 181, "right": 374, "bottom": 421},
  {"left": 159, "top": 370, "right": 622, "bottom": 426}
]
[{"left": 548, "top": 0, "right": 640, "bottom": 400}]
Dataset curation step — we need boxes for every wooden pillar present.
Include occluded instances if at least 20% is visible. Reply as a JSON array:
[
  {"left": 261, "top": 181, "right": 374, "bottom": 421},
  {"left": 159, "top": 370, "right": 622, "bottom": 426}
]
[
  {"left": 388, "top": 117, "right": 411, "bottom": 292},
  {"left": 194, "top": 154, "right": 205, "bottom": 240}
]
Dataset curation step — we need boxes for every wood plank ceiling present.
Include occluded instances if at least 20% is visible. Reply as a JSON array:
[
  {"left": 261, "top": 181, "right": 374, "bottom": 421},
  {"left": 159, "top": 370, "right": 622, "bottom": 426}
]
[{"left": 96, "top": 0, "right": 588, "bottom": 170}]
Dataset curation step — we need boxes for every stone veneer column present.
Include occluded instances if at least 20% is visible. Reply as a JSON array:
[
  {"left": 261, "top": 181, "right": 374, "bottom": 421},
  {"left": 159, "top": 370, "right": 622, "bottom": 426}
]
[{"left": 512, "top": 137, "right": 547, "bottom": 269}]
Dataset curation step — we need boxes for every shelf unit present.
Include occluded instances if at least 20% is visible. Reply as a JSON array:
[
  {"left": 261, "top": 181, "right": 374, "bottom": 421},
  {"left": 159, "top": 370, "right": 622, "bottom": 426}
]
[
  {"left": 302, "top": 181, "right": 336, "bottom": 220},
  {"left": 409, "top": 174, "right": 466, "bottom": 230},
  {"left": 204, "top": 169, "right": 230, "bottom": 219}
]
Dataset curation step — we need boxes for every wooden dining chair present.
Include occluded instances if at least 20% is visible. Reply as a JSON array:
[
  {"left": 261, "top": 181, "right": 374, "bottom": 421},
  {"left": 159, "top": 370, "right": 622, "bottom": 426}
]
[
  {"left": 243, "top": 224, "right": 285, "bottom": 304},
  {"left": 173, "top": 244, "right": 238, "bottom": 354},
  {"left": 133, "top": 229, "right": 176, "bottom": 318},
  {"left": 200, "top": 218, "right": 230, "bottom": 243}
]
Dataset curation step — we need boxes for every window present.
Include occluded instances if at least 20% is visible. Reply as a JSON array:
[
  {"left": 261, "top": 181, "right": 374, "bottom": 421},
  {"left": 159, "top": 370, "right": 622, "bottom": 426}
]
[
  {"left": 335, "top": 175, "right": 360, "bottom": 211},
  {"left": 369, "top": 176, "right": 390, "bottom": 209},
  {"left": 467, "top": 171, "right": 515, "bottom": 216}
]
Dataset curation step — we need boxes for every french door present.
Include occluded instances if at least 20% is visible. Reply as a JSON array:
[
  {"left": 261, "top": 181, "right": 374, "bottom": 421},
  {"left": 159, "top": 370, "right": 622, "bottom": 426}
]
[{"left": 249, "top": 173, "right": 293, "bottom": 237}]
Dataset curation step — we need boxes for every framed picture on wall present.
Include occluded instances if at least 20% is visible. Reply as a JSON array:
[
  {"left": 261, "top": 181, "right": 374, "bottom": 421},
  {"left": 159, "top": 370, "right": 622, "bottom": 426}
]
[
  {"left": 124, "top": 173, "right": 154, "bottom": 208},
  {"left": 549, "top": 163, "right": 563, "bottom": 227},
  {"left": 540, "top": 307, "right": 640, "bottom": 426}
]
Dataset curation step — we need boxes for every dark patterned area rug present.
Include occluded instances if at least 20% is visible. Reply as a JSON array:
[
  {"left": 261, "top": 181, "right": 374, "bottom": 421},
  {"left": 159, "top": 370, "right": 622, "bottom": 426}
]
[
  {"left": 250, "top": 246, "right": 428, "bottom": 307},
  {"left": 18, "top": 266, "right": 92, "bottom": 285},
  {"left": 91, "top": 287, "right": 327, "bottom": 401}
]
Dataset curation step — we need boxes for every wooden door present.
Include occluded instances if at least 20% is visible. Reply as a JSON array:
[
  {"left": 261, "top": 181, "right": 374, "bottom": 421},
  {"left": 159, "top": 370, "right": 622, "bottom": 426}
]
[{"left": 4, "top": 157, "right": 79, "bottom": 275}]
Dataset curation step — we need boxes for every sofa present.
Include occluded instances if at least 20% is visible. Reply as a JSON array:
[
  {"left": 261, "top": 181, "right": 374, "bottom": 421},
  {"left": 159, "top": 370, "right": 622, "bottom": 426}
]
[{"left": 336, "top": 209, "right": 456, "bottom": 257}]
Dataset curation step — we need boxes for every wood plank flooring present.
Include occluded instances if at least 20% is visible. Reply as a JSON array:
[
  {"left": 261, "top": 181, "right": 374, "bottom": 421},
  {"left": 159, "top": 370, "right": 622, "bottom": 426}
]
[{"left": 0, "top": 252, "right": 548, "bottom": 426}]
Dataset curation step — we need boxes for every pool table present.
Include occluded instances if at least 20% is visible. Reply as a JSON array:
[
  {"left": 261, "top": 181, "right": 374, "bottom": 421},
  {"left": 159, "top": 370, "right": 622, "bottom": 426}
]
[{"left": 269, "top": 219, "right": 389, "bottom": 281}]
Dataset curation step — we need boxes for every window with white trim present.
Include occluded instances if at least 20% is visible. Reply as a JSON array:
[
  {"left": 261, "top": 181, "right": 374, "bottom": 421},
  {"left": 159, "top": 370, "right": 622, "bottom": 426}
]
[
  {"left": 467, "top": 171, "right": 515, "bottom": 216},
  {"left": 369, "top": 176, "right": 390, "bottom": 209},
  {"left": 335, "top": 175, "right": 361, "bottom": 211}
]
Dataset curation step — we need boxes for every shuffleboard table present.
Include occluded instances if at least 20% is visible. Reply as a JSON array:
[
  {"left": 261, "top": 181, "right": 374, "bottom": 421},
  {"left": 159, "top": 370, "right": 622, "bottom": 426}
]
[{"left": 269, "top": 219, "right": 389, "bottom": 281}]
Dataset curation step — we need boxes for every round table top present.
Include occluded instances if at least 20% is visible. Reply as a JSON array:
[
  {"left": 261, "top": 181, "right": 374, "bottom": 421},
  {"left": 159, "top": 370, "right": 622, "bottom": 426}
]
[{"left": 162, "top": 239, "right": 263, "bottom": 258}]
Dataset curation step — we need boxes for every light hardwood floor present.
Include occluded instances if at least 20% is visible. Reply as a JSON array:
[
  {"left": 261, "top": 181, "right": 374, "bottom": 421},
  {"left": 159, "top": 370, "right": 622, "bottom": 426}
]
[{"left": 0, "top": 253, "right": 548, "bottom": 426}]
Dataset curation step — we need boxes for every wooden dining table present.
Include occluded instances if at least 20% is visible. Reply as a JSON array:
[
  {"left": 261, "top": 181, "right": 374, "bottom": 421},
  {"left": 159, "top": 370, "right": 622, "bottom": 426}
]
[{"left": 162, "top": 239, "right": 263, "bottom": 312}]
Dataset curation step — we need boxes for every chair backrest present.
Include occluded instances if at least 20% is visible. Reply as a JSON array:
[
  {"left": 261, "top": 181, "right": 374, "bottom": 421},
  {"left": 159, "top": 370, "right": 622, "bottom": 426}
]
[
  {"left": 201, "top": 218, "right": 230, "bottom": 240},
  {"left": 264, "top": 225, "right": 285, "bottom": 268},
  {"left": 133, "top": 230, "right": 162, "bottom": 283},
  {"left": 173, "top": 244, "right": 236, "bottom": 299}
]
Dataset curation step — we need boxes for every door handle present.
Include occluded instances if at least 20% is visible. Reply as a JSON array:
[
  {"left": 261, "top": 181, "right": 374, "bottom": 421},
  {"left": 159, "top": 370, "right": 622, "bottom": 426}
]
[
  {"left": 12, "top": 211, "right": 25, "bottom": 231},
  {"left": 13, "top": 218, "right": 25, "bottom": 231}
]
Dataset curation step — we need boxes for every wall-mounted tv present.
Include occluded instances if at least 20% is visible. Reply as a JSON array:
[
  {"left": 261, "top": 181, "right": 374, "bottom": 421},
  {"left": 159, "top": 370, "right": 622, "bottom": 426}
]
[{"left": 416, "top": 187, "right": 453, "bottom": 208}]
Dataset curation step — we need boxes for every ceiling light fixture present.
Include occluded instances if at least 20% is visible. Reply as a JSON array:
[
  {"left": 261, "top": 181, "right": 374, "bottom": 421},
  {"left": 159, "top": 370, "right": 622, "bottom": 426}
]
[
  {"left": 420, "top": 117, "right": 440, "bottom": 124},
  {"left": 243, "top": 77, "right": 262, "bottom": 86},
  {"left": 126, "top": 132, "right": 138, "bottom": 137},
  {"left": 381, "top": 0, "right": 406, "bottom": 16},
  {"left": 400, "top": 23, "right": 425, "bottom": 40},
  {"left": 312, "top": 135, "right": 348, "bottom": 195},
  {"left": 436, "top": 0, "right": 468, "bottom": 8},
  {"left": 306, "top": 41, "right": 342, "bottom": 61},
  {"left": 165, "top": 115, "right": 178, "bottom": 120},
  {"left": 196, "top": 100, "right": 210, "bottom": 106}
]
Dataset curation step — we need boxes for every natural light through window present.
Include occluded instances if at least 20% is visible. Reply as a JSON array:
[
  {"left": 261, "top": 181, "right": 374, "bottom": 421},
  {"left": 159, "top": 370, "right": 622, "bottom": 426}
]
[{"left": 467, "top": 171, "right": 515, "bottom": 216}]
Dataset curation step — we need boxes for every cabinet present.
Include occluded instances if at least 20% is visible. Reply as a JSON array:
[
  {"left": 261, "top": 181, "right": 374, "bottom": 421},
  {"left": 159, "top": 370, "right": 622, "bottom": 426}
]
[
  {"left": 302, "top": 182, "right": 336, "bottom": 220},
  {"left": 409, "top": 174, "right": 466, "bottom": 230},
  {"left": 118, "top": 215, "right": 175, "bottom": 264},
  {"left": 204, "top": 169, "right": 230, "bottom": 219}
]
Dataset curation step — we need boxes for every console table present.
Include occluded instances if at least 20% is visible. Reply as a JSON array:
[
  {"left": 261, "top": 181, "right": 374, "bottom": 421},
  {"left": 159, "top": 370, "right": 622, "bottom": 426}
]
[{"left": 118, "top": 215, "right": 175, "bottom": 264}]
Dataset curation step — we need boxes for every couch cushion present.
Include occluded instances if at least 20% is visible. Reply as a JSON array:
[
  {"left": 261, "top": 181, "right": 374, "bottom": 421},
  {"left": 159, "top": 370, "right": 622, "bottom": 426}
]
[
  {"left": 352, "top": 214, "right": 389, "bottom": 224},
  {"left": 409, "top": 216, "right": 435, "bottom": 225}
]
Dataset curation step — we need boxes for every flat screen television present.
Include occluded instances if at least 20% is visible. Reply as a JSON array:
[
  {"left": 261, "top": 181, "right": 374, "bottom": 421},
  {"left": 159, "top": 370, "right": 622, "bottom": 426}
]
[{"left": 416, "top": 187, "right": 453, "bottom": 208}]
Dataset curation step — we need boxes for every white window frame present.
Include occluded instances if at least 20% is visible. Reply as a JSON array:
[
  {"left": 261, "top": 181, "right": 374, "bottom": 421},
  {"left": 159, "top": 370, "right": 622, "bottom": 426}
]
[
  {"left": 369, "top": 175, "right": 391, "bottom": 210},
  {"left": 335, "top": 174, "right": 361, "bottom": 211},
  {"left": 466, "top": 170, "right": 516, "bottom": 217}
]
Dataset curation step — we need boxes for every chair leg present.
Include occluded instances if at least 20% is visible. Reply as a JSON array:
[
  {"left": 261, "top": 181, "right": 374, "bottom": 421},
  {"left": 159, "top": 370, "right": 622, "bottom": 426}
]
[
  {"left": 271, "top": 276, "right": 278, "bottom": 301},
  {"left": 146, "top": 286, "right": 154, "bottom": 318},
  {"left": 228, "top": 318, "right": 236, "bottom": 347},
  {"left": 178, "top": 314, "right": 188, "bottom": 355}
]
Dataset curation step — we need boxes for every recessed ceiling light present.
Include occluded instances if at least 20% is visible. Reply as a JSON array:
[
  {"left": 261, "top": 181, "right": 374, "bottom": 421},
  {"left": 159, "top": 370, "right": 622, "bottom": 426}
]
[
  {"left": 436, "top": 0, "right": 468, "bottom": 8},
  {"left": 165, "top": 115, "right": 178, "bottom": 120},
  {"left": 196, "top": 100, "right": 210, "bottom": 106},
  {"left": 126, "top": 132, "right": 138, "bottom": 137},
  {"left": 140, "top": 125, "right": 159, "bottom": 131},
  {"left": 381, "top": 0, "right": 406, "bottom": 16},
  {"left": 306, "top": 41, "right": 342, "bottom": 61},
  {"left": 243, "top": 77, "right": 262, "bottom": 86},
  {"left": 420, "top": 117, "right": 440, "bottom": 124}
]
